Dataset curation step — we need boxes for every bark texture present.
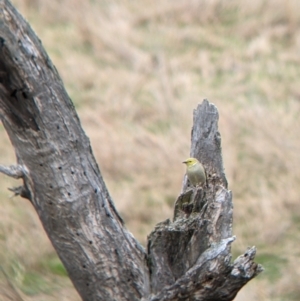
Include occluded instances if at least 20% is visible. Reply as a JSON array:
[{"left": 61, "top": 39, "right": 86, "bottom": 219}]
[
  {"left": 0, "top": 1, "right": 149, "bottom": 300},
  {"left": 0, "top": 1, "right": 263, "bottom": 300},
  {"left": 147, "top": 100, "right": 263, "bottom": 300}
]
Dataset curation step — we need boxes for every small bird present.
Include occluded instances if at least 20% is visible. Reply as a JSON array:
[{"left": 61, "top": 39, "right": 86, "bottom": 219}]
[{"left": 182, "top": 157, "right": 206, "bottom": 187}]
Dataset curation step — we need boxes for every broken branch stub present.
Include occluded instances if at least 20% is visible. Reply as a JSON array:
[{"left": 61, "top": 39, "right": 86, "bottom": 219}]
[{"left": 147, "top": 100, "right": 263, "bottom": 300}]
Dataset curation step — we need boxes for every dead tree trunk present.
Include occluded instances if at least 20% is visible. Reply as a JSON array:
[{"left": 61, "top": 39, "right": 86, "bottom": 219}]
[{"left": 0, "top": 1, "right": 263, "bottom": 300}]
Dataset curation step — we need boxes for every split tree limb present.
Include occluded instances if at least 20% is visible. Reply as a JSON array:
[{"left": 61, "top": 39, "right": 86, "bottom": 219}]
[{"left": 0, "top": 1, "right": 262, "bottom": 300}]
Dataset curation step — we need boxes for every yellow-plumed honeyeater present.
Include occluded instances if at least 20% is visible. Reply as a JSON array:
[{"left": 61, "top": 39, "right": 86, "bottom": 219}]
[{"left": 182, "top": 157, "right": 206, "bottom": 187}]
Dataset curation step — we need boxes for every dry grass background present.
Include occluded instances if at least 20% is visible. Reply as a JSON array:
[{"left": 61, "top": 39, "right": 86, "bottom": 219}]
[{"left": 0, "top": 0, "right": 300, "bottom": 300}]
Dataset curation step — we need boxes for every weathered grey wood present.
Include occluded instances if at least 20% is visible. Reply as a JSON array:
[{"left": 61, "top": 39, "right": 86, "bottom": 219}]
[
  {"left": 190, "top": 100, "right": 228, "bottom": 188},
  {"left": 147, "top": 100, "right": 263, "bottom": 300},
  {"left": 0, "top": 1, "right": 262, "bottom": 300},
  {"left": 0, "top": 1, "right": 149, "bottom": 300}
]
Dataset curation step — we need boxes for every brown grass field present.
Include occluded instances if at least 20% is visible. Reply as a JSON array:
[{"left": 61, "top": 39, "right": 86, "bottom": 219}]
[{"left": 1, "top": 0, "right": 300, "bottom": 300}]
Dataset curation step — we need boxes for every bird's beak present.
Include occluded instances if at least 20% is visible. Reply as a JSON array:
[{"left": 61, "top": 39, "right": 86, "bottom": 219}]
[{"left": 182, "top": 161, "right": 187, "bottom": 164}]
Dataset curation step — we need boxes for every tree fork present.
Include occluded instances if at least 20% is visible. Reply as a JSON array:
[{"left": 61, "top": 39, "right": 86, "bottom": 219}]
[{"left": 0, "top": 1, "right": 263, "bottom": 300}]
